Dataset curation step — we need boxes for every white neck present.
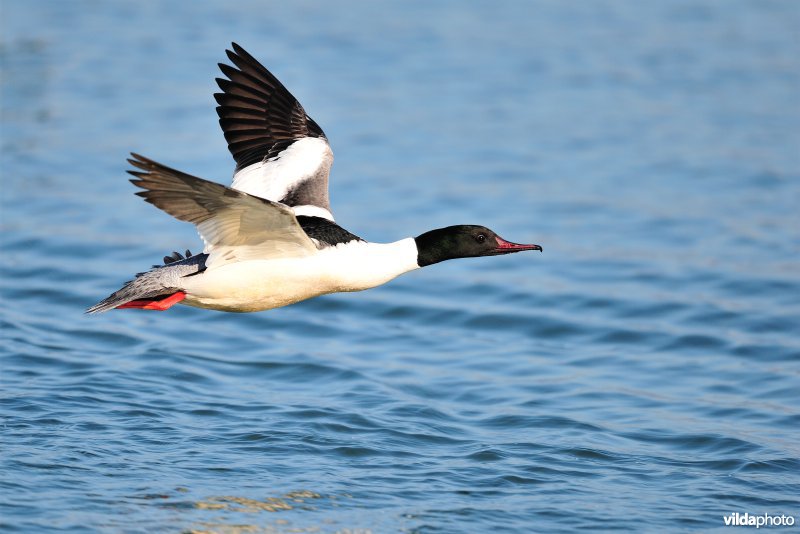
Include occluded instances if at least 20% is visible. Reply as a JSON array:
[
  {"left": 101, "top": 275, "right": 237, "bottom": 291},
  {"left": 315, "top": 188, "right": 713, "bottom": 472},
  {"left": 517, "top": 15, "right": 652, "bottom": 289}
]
[{"left": 317, "top": 238, "right": 420, "bottom": 292}]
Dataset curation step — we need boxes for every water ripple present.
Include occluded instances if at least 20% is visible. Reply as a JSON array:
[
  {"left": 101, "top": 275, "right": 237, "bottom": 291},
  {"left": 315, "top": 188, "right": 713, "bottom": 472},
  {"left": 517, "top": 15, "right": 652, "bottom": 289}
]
[{"left": 3, "top": 2, "right": 800, "bottom": 532}]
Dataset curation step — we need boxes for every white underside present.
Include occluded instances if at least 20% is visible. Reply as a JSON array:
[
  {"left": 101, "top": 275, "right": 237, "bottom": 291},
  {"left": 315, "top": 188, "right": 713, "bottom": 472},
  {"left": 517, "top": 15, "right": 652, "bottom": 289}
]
[{"left": 180, "top": 238, "right": 420, "bottom": 312}]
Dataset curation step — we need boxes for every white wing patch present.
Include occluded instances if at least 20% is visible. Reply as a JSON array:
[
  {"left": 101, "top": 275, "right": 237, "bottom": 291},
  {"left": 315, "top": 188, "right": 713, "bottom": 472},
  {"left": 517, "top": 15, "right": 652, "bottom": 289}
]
[{"left": 231, "top": 137, "right": 334, "bottom": 221}]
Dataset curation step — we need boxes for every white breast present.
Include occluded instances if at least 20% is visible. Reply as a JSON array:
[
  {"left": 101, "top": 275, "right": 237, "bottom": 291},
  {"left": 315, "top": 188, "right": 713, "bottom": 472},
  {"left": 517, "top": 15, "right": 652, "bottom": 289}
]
[{"left": 181, "top": 239, "right": 420, "bottom": 312}]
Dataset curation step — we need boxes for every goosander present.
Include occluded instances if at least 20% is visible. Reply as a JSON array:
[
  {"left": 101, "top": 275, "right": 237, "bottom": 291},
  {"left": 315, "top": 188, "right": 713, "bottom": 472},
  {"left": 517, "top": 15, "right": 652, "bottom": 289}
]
[{"left": 87, "top": 43, "right": 541, "bottom": 314}]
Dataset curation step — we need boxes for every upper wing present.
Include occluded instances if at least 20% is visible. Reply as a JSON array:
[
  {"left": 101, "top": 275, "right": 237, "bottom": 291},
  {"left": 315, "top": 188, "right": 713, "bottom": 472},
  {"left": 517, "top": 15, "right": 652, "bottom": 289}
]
[
  {"left": 127, "top": 153, "right": 318, "bottom": 268},
  {"left": 215, "top": 43, "right": 335, "bottom": 221}
]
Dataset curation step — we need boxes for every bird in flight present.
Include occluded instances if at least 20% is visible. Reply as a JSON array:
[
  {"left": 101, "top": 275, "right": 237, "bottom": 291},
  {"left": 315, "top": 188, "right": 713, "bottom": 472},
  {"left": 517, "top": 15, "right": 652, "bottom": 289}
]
[{"left": 87, "top": 43, "right": 541, "bottom": 314}]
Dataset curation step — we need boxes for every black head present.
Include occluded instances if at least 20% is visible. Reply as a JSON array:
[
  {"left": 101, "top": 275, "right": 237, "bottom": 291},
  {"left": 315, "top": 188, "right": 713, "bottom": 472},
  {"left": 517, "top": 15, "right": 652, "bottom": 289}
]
[{"left": 415, "top": 225, "right": 542, "bottom": 267}]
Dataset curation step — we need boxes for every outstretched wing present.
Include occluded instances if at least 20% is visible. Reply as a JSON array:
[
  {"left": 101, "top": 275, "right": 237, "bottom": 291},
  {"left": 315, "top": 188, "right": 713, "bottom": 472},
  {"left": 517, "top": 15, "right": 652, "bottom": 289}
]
[
  {"left": 215, "top": 42, "right": 335, "bottom": 221},
  {"left": 127, "top": 153, "right": 318, "bottom": 268}
]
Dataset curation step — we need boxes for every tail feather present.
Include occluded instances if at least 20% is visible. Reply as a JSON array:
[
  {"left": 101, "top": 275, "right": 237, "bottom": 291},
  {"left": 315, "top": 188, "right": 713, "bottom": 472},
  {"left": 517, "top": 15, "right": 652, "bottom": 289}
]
[
  {"left": 86, "top": 253, "right": 206, "bottom": 314},
  {"left": 85, "top": 269, "right": 181, "bottom": 314}
]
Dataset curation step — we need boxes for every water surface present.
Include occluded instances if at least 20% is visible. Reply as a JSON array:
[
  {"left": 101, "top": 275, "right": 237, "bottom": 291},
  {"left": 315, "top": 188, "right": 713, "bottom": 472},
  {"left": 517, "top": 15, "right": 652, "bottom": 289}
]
[{"left": 2, "top": 1, "right": 799, "bottom": 532}]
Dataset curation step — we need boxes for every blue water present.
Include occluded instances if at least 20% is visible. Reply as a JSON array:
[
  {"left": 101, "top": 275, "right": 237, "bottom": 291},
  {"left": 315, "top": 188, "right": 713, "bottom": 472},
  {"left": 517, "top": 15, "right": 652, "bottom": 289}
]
[{"left": 2, "top": 1, "right": 799, "bottom": 532}]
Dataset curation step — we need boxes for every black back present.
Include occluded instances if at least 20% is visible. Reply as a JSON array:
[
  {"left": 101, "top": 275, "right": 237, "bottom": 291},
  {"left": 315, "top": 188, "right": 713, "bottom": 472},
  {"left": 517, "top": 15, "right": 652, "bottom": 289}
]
[{"left": 297, "top": 216, "right": 364, "bottom": 247}]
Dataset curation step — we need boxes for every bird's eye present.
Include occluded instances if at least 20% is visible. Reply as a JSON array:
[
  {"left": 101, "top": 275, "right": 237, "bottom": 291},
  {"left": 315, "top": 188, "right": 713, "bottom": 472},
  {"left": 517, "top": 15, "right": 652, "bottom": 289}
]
[{"left": 476, "top": 234, "right": 486, "bottom": 243}]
